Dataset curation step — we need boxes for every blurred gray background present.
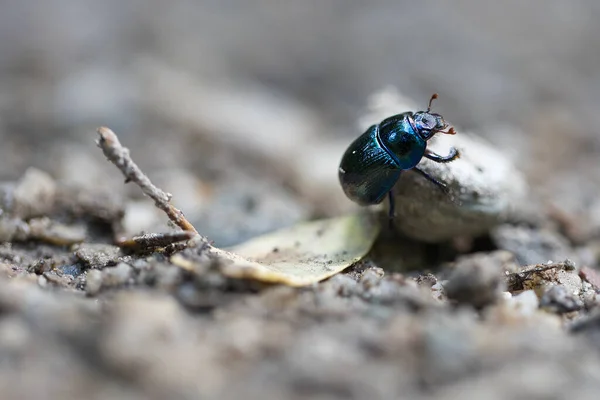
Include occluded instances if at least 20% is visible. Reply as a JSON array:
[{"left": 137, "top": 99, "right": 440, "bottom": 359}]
[{"left": 1, "top": 0, "right": 599, "bottom": 245}]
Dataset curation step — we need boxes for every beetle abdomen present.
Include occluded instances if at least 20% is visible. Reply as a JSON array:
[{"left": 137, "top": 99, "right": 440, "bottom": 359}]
[
  {"left": 338, "top": 125, "right": 401, "bottom": 205},
  {"left": 379, "top": 114, "right": 427, "bottom": 169}
]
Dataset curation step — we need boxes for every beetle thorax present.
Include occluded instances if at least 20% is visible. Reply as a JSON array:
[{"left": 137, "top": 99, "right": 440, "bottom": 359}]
[{"left": 377, "top": 114, "right": 426, "bottom": 170}]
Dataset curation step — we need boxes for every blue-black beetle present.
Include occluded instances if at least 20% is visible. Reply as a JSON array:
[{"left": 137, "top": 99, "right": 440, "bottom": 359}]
[{"left": 338, "top": 93, "right": 459, "bottom": 223}]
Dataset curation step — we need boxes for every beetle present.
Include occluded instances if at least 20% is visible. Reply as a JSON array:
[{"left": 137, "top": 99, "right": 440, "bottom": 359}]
[{"left": 338, "top": 93, "right": 459, "bottom": 224}]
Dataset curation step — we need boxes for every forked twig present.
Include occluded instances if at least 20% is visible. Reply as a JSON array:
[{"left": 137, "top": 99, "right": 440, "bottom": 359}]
[
  {"left": 96, "top": 126, "right": 199, "bottom": 236},
  {"left": 118, "top": 231, "right": 197, "bottom": 252}
]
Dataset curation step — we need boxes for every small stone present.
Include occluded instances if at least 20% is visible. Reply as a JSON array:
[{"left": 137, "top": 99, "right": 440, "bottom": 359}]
[
  {"left": 431, "top": 281, "right": 446, "bottom": 301},
  {"left": 540, "top": 285, "right": 583, "bottom": 314},
  {"left": 570, "top": 310, "right": 600, "bottom": 345},
  {"left": 580, "top": 266, "right": 600, "bottom": 290},
  {"left": 86, "top": 270, "right": 103, "bottom": 296},
  {"left": 508, "top": 290, "right": 540, "bottom": 316},
  {"left": 582, "top": 289, "right": 599, "bottom": 310},
  {"left": 445, "top": 252, "right": 508, "bottom": 309},
  {"left": 416, "top": 273, "right": 438, "bottom": 288},
  {"left": 37, "top": 275, "right": 48, "bottom": 288},
  {"left": 74, "top": 243, "right": 123, "bottom": 269},
  {"left": 101, "top": 262, "right": 133, "bottom": 288},
  {"left": 12, "top": 168, "right": 57, "bottom": 219},
  {"left": 557, "top": 269, "right": 583, "bottom": 297},
  {"left": 359, "top": 268, "right": 384, "bottom": 289},
  {"left": 42, "top": 271, "right": 73, "bottom": 288}
]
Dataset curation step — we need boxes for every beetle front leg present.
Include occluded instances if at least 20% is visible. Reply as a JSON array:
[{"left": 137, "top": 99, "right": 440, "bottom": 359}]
[
  {"left": 424, "top": 147, "right": 459, "bottom": 163},
  {"left": 412, "top": 167, "right": 449, "bottom": 194}
]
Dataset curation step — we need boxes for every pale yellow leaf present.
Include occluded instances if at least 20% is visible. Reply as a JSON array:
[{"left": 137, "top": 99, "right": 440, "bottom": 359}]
[{"left": 210, "top": 210, "right": 380, "bottom": 286}]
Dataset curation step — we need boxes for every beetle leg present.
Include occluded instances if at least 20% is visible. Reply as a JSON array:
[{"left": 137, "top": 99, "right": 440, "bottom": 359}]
[
  {"left": 413, "top": 167, "right": 449, "bottom": 193},
  {"left": 387, "top": 191, "right": 396, "bottom": 229},
  {"left": 424, "top": 147, "right": 459, "bottom": 163}
]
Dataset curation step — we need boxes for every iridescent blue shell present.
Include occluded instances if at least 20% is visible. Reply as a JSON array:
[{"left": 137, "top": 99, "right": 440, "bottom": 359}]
[{"left": 338, "top": 112, "right": 426, "bottom": 206}]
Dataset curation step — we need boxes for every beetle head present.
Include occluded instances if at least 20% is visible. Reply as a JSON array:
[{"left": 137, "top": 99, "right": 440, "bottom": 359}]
[{"left": 412, "top": 93, "right": 456, "bottom": 140}]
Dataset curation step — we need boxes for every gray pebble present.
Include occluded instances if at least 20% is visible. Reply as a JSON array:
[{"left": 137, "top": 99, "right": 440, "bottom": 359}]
[
  {"left": 359, "top": 89, "right": 528, "bottom": 242},
  {"left": 540, "top": 285, "right": 584, "bottom": 314},
  {"left": 358, "top": 268, "right": 384, "bottom": 290},
  {"left": 74, "top": 243, "right": 123, "bottom": 269},
  {"left": 101, "top": 262, "right": 133, "bottom": 288},
  {"left": 390, "top": 133, "right": 528, "bottom": 242},
  {"left": 570, "top": 310, "right": 600, "bottom": 338},
  {"left": 85, "top": 270, "right": 103, "bottom": 296},
  {"left": 508, "top": 290, "right": 540, "bottom": 316},
  {"left": 12, "top": 168, "right": 57, "bottom": 219},
  {"left": 416, "top": 273, "right": 438, "bottom": 289},
  {"left": 445, "top": 252, "right": 508, "bottom": 309}
]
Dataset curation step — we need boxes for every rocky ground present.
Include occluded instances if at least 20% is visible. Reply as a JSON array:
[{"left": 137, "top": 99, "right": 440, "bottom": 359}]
[
  {"left": 2, "top": 2, "right": 600, "bottom": 400},
  {"left": 0, "top": 149, "right": 599, "bottom": 400}
]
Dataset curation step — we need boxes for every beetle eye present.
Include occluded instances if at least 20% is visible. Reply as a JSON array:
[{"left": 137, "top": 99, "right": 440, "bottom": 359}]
[
  {"left": 424, "top": 115, "right": 435, "bottom": 128},
  {"left": 418, "top": 114, "right": 436, "bottom": 130}
]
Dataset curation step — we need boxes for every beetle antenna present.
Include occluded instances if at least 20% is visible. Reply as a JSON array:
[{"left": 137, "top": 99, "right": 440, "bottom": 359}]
[{"left": 427, "top": 93, "right": 439, "bottom": 113}]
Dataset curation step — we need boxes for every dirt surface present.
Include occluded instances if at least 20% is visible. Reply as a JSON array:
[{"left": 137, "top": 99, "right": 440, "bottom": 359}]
[
  {"left": 2, "top": 2, "right": 600, "bottom": 399},
  {"left": 0, "top": 170, "right": 599, "bottom": 400}
]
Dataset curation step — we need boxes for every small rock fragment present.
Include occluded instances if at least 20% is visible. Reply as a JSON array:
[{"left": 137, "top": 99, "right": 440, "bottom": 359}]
[
  {"left": 431, "top": 281, "right": 446, "bottom": 301},
  {"left": 359, "top": 268, "right": 384, "bottom": 289},
  {"left": 42, "top": 271, "right": 73, "bottom": 288},
  {"left": 540, "top": 285, "right": 583, "bottom": 314},
  {"left": 580, "top": 266, "right": 600, "bottom": 291},
  {"left": 12, "top": 168, "right": 57, "bottom": 219},
  {"left": 509, "top": 290, "right": 540, "bottom": 315},
  {"left": 557, "top": 268, "right": 583, "bottom": 296},
  {"left": 581, "top": 283, "right": 599, "bottom": 309},
  {"left": 570, "top": 310, "right": 600, "bottom": 347},
  {"left": 445, "top": 252, "right": 508, "bottom": 308},
  {"left": 101, "top": 262, "right": 133, "bottom": 288},
  {"left": 86, "top": 270, "right": 103, "bottom": 296},
  {"left": 416, "top": 273, "right": 438, "bottom": 288},
  {"left": 485, "top": 290, "right": 548, "bottom": 325},
  {"left": 74, "top": 244, "right": 123, "bottom": 269},
  {"left": 37, "top": 275, "right": 48, "bottom": 288}
]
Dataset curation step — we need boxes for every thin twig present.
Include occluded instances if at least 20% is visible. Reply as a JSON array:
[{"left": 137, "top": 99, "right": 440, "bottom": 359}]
[
  {"left": 96, "top": 126, "right": 199, "bottom": 235},
  {"left": 117, "top": 231, "right": 197, "bottom": 252},
  {"left": 505, "top": 260, "right": 576, "bottom": 291}
]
